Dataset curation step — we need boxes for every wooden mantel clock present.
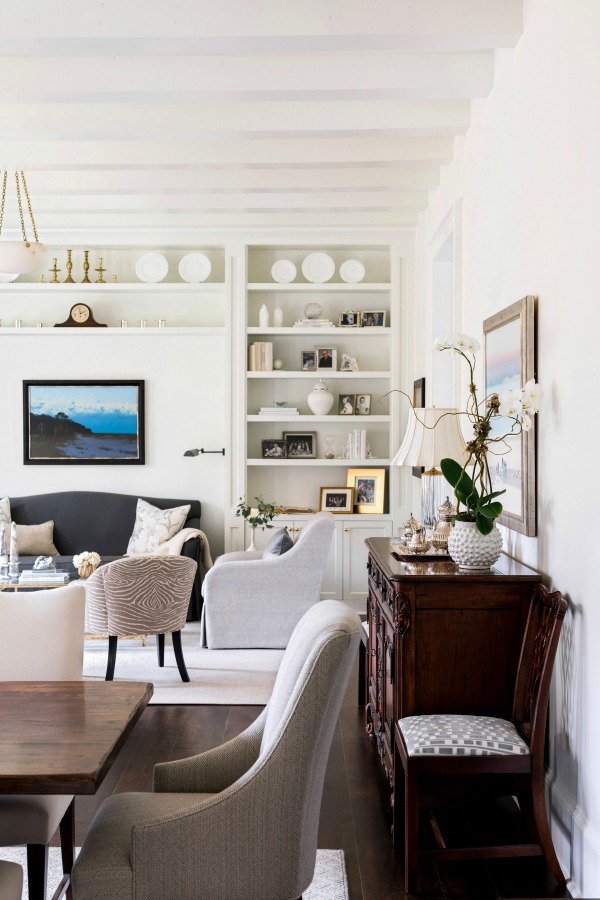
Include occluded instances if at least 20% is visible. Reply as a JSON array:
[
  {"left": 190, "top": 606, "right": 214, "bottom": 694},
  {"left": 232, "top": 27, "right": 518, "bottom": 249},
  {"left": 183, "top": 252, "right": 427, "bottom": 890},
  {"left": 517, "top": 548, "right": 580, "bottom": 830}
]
[{"left": 54, "top": 303, "right": 107, "bottom": 328}]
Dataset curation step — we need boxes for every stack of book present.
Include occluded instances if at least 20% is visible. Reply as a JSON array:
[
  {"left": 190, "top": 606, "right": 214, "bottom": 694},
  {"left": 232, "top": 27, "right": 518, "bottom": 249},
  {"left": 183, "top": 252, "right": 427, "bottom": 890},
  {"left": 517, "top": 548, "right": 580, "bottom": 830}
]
[
  {"left": 248, "top": 342, "right": 274, "bottom": 371},
  {"left": 344, "top": 429, "right": 368, "bottom": 460},
  {"left": 259, "top": 406, "right": 299, "bottom": 416},
  {"left": 293, "top": 319, "right": 334, "bottom": 328},
  {"left": 18, "top": 569, "right": 70, "bottom": 585}
]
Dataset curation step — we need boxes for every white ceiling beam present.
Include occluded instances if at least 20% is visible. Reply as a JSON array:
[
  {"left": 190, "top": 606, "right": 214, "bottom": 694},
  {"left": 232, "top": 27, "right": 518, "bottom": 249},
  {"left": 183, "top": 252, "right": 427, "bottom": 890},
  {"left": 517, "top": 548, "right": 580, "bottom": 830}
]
[
  {"left": 0, "top": 53, "right": 494, "bottom": 100},
  {"left": 1, "top": 137, "right": 455, "bottom": 168},
  {"left": 24, "top": 164, "right": 440, "bottom": 192},
  {"left": 0, "top": 100, "right": 470, "bottom": 139},
  {"left": 1, "top": 0, "right": 522, "bottom": 46}
]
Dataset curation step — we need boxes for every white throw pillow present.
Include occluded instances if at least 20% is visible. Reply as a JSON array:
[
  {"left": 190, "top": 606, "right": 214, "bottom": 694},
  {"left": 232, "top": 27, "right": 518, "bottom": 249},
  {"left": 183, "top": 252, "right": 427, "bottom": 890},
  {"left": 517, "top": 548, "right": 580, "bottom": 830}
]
[
  {"left": 0, "top": 497, "right": 10, "bottom": 528},
  {"left": 126, "top": 498, "right": 191, "bottom": 555}
]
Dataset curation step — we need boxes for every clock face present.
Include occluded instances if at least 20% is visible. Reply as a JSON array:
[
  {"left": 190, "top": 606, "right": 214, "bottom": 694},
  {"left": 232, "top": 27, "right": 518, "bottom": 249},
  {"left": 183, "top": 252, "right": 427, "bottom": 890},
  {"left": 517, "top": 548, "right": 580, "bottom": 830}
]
[{"left": 71, "top": 303, "right": 91, "bottom": 323}]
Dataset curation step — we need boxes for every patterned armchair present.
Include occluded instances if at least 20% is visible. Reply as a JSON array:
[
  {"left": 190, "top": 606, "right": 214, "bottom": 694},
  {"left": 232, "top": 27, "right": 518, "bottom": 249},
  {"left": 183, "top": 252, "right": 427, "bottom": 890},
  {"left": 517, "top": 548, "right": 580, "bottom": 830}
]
[{"left": 85, "top": 556, "right": 197, "bottom": 682}]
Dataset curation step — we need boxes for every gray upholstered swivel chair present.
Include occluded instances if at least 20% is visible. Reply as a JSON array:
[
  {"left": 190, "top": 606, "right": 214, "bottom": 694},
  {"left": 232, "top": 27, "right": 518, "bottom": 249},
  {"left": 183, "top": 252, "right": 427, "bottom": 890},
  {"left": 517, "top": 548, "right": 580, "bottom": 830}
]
[
  {"left": 85, "top": 556, "right": 197, "bottom": 681},
  {"left": 202, "top": 511, "right": 335, "bottom": 649},
  {"left": 71, "top": 599, "right": 361, "bottom": 900},
  {"left": 0, "top": 585, "right": 86, "bottom": 900}
]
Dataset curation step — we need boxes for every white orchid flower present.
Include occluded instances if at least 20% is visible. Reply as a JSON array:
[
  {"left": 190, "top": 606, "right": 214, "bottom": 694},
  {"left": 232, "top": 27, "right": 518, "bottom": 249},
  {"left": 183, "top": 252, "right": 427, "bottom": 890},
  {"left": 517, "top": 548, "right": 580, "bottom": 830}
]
[
  {"left": 521, "top": 412, "right": 533, "bottom": 431},
  {"left": 453, "top": 333, "right": 480, "bottom": 354},
  {"left": 433, "top": 335, "right": 451, "bottom": 351},
  {"left": 522, "top": 379, "right": 541, "bottom": 413},
  {"left": 500, "top": 389, "right": 523, "bottom": 418}
]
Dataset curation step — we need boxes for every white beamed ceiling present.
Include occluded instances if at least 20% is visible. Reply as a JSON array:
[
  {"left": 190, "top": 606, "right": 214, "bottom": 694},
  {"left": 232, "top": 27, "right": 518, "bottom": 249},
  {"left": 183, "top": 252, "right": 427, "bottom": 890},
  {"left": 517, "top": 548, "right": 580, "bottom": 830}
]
[{"left": 0, "top": 0, "right": 522, "bottom": 234}]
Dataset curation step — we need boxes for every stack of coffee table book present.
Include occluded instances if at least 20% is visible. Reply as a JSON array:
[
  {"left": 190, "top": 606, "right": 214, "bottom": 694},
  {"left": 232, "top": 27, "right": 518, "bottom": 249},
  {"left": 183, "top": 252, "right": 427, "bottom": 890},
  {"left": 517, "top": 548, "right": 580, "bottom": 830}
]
[{"left": 18, "top": 569, "right": 70, "bottom": 585}]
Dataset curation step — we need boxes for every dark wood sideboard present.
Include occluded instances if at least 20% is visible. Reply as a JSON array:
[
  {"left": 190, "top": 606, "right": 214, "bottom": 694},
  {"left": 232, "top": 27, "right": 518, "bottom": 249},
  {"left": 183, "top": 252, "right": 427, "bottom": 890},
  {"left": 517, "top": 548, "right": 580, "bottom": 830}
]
[{"left": 365, "top": 537, "right": 543, "bottom": 789}]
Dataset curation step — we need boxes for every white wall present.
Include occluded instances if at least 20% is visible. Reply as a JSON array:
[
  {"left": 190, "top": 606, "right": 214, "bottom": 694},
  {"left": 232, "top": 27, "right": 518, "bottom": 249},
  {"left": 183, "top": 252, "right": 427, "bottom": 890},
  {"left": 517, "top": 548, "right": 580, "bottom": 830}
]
[
  {"left": 0, "top": 333, "right": 227, "bottom": 558},
  {"left": 417, "top": 1, "right": 600, "bottom": 893}
]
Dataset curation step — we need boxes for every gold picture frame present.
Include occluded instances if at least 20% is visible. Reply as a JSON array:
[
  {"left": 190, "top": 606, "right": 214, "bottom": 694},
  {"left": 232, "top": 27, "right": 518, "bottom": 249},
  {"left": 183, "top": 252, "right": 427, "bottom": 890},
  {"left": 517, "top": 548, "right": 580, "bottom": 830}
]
[{"left": 346, "top": 467, "right": 386, "bottom": 514}]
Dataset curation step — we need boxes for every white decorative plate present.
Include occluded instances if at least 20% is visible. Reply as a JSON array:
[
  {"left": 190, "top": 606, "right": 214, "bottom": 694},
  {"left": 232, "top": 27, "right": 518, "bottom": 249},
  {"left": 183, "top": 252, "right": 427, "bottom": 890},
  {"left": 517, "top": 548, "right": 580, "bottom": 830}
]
[
  {"left": 301, "top": 252, "right": 335, "bottom": 283},
  {"left": 271, "top": 259, "right": 297, "bottom": 283},
  {"left": 340, "top": 259, "right": 366, "bottom": 283},
  {"left": 135, "top": 253, "right": 169, "bottom": 283},
  {"left": 178, "top": 252, "right": 212, "bottom": 283}
]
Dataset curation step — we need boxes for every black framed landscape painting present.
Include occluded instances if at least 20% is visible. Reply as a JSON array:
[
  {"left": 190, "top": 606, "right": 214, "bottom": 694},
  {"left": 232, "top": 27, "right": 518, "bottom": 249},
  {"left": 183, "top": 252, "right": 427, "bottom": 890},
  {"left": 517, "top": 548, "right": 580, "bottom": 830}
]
[{"left": 23, "top": 380, "right": 145, "bottom": 465}]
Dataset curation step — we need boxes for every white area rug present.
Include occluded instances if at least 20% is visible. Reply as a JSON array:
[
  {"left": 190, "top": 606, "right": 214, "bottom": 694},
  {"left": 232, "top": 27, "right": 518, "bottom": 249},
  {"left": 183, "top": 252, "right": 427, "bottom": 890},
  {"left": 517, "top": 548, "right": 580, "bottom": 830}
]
[
  {"left": 2, "top": 846, "right": 349, "bottom": 900},
  {"left": 83, "top": 622, "right": 284, "bottom": 705}
]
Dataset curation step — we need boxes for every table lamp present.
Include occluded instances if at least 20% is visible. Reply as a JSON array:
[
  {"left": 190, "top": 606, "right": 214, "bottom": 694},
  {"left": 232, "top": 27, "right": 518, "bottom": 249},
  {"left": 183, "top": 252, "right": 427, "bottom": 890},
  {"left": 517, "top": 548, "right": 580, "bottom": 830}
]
[{"left": 391, "top": 407, "right": 468, "bottom": 529}]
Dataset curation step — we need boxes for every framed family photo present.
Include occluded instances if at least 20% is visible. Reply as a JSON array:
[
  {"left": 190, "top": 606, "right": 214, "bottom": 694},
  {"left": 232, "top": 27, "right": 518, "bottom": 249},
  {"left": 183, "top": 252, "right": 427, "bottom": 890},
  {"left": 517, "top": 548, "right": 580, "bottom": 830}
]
[
  {"left": 261, "top": 438, "right": 287, "bottom": 459},
  {"left": 301, "top": 350, "right": 317, "bottom": 371},
  {"left": 319, "top": 486, "right": 355, "bottom": 514},
  {"left": 283, "top": 431, "right": 317, "bottom": 459},
  {"left": 338, "top": 311, "right": 361, "bottom": 327},
  {"left": 483, "top": 295, "right": 536, "bottom": 535},
  {"left": 338, "top": 394, "right": 355, "bottom": 415},
  {"left": 346, "top": 467, "right": 386, "bottom": 514},
  {"left": 355, "top": 393, "right": 371, "bottom": 415},
  {"left": 361, "top": 310, "right": 386, "bottom": 327},
  {"left": 23, "top": 380, "right": 145, "bottom": 465},
  {"left": 316, "top": 347, "right": 337, "bottom": 370}
]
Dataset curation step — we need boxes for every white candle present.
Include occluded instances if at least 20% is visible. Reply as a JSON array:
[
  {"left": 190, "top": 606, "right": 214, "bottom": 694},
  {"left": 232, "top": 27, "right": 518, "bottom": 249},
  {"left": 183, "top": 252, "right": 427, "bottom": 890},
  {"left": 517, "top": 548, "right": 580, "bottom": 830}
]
[
  {"left": 0, "top": 522, "right": 7, "bottom": 564},
  {"left": 9, "top": 522, "right": 18, "bottom": 562}
]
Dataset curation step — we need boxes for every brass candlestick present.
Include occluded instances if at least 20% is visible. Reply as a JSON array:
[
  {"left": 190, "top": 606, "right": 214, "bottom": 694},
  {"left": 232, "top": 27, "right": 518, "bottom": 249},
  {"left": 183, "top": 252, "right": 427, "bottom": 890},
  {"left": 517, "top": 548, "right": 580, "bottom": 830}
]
[
  {"left": 38, "top": 274, "right": 45, "bottom": 283},
  {"left": 81, "top": 250, "right": 90, "bottom": 283},
  {"left": 64, "top": 249, "right": 74, "bottom": 283},
  {"left": 95, "top": 257, "right": 106, "bottom": 283},
  {"left": 112, "top": 274, "right": 118, "bottom": 283},
  {"left": 50, "top": 259, "right": 61, "bottom": 283}
]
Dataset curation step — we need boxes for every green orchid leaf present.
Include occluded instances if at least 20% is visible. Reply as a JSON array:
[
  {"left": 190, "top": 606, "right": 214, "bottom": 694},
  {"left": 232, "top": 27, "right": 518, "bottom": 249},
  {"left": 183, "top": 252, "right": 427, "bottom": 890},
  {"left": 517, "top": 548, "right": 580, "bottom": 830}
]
[
  {"left": 476, "top": 511, "right": 494, "bottom": 534},
  {"left": 479, "top": 489, "right": 506, "bottom": 504},
  {"left": 477, "top": 501, "right": 503, "bottom": 518},
  {"left": 440, "top": 458, "right": 471, "bottom": 490}
]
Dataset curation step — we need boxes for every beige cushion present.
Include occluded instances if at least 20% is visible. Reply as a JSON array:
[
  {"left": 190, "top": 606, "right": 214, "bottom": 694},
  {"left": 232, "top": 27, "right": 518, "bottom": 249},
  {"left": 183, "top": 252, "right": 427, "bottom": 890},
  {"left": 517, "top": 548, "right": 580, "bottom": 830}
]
[
  {"left": 126, "top": 498, "right": 190, "bottom": 555},
  {"left": 15, "top": 521, "right": 59, "bottom": 556}
]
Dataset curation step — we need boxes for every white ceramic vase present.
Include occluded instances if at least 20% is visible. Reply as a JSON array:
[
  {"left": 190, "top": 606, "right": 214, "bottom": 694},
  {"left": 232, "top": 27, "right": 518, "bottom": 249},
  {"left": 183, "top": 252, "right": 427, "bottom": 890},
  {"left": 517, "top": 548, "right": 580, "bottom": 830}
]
[
  {"left": 246, "top": 526, "right": 257, "bottom": 552},
  {"left": 307, "top": 379, "right": 334, "bottom": 415},
  {"left": 447, "top": 519, "right": 503, "bottom": 571},
  {"left": 259, "top": 304, "right": 269, "bottom": 327},
  {"left": 273, "top": 306, "right": 283, "bottom": 326}
]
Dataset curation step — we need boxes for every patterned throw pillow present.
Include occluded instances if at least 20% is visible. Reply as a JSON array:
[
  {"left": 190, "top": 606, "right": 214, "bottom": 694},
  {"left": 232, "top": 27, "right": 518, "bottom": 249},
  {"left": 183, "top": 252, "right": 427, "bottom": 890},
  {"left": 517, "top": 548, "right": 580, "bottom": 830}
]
[
  {"left": 126, "top": 498, "right": 191, "bottom": 555},
  {"left": 262, "top": 527, "right": 294, "bottom": 559},
  {"left": 0, "top": 497, "right": 10, "bottom": 528}
]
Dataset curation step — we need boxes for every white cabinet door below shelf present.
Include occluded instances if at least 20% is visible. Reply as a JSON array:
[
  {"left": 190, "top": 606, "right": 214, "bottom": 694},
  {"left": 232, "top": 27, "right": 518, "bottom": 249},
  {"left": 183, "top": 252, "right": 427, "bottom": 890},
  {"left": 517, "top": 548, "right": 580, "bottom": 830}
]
[
  {"left": 320, "top": 521, "right": 343, "bottom": 601},
  {"left": 342, "top": 521, "right": 393, "bottom": 604}
]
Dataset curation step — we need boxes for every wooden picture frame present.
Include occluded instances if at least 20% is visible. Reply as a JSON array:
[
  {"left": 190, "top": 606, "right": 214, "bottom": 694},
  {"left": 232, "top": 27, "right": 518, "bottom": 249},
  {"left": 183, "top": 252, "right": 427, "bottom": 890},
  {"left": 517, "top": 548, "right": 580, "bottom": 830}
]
[
  {"left": 23, "top": 380, "right": 145, "bottom": 465},
  {"left": 355, "top": 393, "right": 371, "bottom": 416},
  {"left": 338, "top": 394, "right": 356, "bottom": 415},
  {"left": 483, "top": 295, "right": 536, "bottom": 535},
  {"left": 319, "top": 486, "right": 355, "bottom": 514},
  {"left": 346, "top": 467, "right": 386, "bottom": 514},
  {"left": 412, "top": 376, "right": 425, "bottom": 478},
  {"left": 300, "top": 350, "right": 317, "bottom": 371}
]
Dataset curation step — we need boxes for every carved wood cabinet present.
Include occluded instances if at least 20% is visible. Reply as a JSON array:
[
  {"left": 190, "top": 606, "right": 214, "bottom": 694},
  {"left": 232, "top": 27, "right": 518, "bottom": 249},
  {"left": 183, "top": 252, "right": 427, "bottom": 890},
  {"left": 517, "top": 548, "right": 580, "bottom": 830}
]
[{"left": 365, "top": 538, "right": 543, "bottom": 787}]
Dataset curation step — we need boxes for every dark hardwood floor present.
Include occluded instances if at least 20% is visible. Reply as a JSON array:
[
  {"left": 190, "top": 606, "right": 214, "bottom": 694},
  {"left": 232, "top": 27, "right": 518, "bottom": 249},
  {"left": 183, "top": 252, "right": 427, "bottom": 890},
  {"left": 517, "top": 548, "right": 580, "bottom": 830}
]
[{"left": 67, "top": 657, "right": 572, "bottom": 899}]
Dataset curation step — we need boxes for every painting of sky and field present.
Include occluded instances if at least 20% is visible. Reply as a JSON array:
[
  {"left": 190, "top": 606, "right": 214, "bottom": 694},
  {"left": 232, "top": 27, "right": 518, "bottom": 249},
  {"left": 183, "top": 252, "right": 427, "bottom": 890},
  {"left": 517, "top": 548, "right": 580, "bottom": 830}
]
[
  {"left": 485, "top": 319, "right": 522, "bottom": 519},
  {"left": 25, "top": 382, "right": 144, "bottom": 463}
]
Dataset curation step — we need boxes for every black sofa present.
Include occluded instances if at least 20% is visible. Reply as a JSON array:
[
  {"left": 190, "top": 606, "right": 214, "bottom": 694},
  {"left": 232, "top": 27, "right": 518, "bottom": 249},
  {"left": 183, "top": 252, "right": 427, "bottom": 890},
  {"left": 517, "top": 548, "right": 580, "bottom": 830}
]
[{"left": 9, "top": 490, "right": 205, "bottom": 620}]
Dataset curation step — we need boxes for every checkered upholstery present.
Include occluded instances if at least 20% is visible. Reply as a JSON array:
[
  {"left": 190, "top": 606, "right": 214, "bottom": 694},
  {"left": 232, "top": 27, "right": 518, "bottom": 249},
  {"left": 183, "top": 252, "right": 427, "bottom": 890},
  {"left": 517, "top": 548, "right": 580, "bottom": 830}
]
[{"left": 399, "top": 714, "right": 530, "bottom": 757}]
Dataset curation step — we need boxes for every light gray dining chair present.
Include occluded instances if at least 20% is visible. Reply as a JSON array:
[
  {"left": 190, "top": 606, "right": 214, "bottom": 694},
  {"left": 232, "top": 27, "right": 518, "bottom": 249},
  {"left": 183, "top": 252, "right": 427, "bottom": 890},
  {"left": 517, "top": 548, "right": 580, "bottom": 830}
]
[
  {"left": 71, "top": 599, "right": 361, "bottom": 900},
  {"left": 0, "top": 584, "right": 86, "bottom": 900},
  {"left": 0, "top": 860, "right": 23, "bottom": 900}
]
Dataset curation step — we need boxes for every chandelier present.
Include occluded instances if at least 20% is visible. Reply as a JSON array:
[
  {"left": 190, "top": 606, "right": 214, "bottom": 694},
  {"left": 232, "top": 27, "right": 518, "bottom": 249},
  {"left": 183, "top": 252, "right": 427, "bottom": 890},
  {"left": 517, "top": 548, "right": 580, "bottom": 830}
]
[{"left": 0, "top": 172, "right": 47, "bottom": 279}]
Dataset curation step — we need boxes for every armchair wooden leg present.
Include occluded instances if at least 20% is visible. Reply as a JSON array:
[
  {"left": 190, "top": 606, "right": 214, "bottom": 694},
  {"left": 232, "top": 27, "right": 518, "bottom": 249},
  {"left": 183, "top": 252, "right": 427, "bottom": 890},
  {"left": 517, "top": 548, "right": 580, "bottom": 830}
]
[
  {"left": 156, "top": 633, "right": 165, "bottom": 667},
  {"left": 172, "top": 630, "right": 190, "bottom": 682},
  {"left": 59, "top": 798, "right": 75, "bottom": 900},
  {"left": 527, "top": 773, "right": 567, "bottom": 885},
  {"left": 404, "top": 767, "right": 419, "bottom": 895},
  {"left": 105, "top": 636, "right": 118, "bottom": 681},
  {"left": 26, "top": 844, "right": 48, "bottom": 900}
]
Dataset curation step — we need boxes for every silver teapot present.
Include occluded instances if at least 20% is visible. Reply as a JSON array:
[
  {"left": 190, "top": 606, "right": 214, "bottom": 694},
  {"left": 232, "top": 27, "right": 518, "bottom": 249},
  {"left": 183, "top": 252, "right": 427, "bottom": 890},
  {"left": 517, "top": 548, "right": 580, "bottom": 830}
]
[{"left": 431, "top": 497, "right": 456, "bottom": 551}]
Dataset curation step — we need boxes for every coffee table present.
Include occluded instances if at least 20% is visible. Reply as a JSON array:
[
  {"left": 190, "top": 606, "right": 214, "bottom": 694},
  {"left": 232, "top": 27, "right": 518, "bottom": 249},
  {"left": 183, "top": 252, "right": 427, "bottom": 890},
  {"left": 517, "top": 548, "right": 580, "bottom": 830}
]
[
  {"left": 0, "top": 563, "right": 74, "bottom": 591},
  {"left": 0, "top": 680, "right": 153, "bottom": 899}
]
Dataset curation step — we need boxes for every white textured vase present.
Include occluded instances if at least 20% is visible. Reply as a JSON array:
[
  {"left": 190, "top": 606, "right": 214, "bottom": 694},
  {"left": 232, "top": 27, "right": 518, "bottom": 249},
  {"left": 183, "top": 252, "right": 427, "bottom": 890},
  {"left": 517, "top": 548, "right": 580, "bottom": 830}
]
[
  {"left": 258, "top": 304, "right": 269, "bottom": 327},
  {"left": 447, "top": 520, "right": 503, "bottom": 571},
  {"left": 307, "top": 379, "right": 334, "bottom": 415},
  {"left": 273, "top": 306, "right": 283, "bottom": 326},
  {"left": 246, "top": 526, "right": 257, "bottom": 552}
]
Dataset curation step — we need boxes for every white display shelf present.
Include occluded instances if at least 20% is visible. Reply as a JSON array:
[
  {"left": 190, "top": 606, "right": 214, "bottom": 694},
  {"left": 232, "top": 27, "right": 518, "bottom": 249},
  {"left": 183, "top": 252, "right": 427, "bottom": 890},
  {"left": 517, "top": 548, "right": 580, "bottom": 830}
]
[
  {"left": 247, "top": 414, "right": 390, "bottom": 423},
  {"left": 0, "top": 327, "right": 225, "bottom": 336},
  {"left": 0, "top": 283, "right": 226, "bottom": 293},
  {"left": 247, "top": 370, "right": 391, "bottom": 379},
  {"left": 247, "top": 458, "right": 390, "bottom": 467},
  {"left": 247, "top": 327, "right": 391, "bottom": 336},
  {"left": 248, "top": 283, "right": 391, "bottom": 292}
]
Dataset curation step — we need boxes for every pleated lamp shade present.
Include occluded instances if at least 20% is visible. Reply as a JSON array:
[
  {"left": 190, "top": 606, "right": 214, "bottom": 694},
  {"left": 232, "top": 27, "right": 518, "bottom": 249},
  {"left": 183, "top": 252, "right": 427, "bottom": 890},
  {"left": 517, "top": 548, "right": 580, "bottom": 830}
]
[{"left": 391, "top": 407, "right": 469, "bottom": 470}]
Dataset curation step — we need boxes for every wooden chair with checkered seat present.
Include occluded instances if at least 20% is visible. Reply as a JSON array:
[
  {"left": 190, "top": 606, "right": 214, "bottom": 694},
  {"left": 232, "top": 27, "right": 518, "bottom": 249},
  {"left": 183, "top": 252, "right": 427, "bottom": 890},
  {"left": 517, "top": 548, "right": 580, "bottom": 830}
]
[{"left": 393, "top": 584, "right": 568, "bottom": 893}]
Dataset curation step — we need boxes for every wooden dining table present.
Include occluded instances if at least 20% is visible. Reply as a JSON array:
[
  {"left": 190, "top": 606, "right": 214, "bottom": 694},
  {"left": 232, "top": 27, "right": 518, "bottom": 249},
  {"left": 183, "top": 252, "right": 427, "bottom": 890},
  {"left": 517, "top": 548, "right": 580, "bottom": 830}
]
[{"left": 0, "top": 680, "right": 153, "bottom": 900}]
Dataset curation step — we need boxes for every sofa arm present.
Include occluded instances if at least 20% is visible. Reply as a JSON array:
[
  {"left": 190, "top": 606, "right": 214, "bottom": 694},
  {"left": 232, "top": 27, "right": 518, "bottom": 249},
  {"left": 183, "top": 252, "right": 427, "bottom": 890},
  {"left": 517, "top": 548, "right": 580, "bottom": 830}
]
[
  {"left": 214, "top": 550, "right": 262, "bottom": 566},
  {"left": 180, "top": 536, "right": 205, "bottom": 622},
  {"left": 85, "top": 568, "right": 109, "bottom": 633}
]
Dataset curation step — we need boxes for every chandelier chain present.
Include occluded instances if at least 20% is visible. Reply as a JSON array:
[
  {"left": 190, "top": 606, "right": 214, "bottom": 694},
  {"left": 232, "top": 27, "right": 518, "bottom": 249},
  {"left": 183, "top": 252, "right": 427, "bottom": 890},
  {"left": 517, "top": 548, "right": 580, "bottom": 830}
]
[
  {"left": 20, "top": 172, "right": 39, "bottom": 243},
  {"left": 0, "top": 172, "right": 7, "bottom": 237},
  {"left": 14, "top": 172, "right": 29, "bottom": 245}
]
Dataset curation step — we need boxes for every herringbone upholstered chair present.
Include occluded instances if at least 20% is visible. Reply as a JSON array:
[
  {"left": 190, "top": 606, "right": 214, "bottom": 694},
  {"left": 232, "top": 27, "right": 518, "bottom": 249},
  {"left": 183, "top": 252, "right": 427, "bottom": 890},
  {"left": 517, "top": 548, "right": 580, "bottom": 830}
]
[
  {"left": 0, "top": 584, "right": 86, "bottom": 900},
  {"left": 71, "top": 599, "right": 361, "bottom": 900},
  {"left": 85, "top": 555, "right": 197, "bottom": 682}
]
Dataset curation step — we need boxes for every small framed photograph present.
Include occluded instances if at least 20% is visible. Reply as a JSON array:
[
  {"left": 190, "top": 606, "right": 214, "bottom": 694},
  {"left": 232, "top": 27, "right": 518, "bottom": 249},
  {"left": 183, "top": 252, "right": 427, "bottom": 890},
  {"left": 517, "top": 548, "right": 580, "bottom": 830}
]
[
  {"left": 284, "top": 431, "right": 317, "bottom": 459},
  {"left": 347, "top": 467, "right": 386, "bottom": 514},
  {"left": 320, "top": 486, "right": 355, "bottom": 514},
  {"left": 355, "top": 393, "right": 371, "bottom": 416},
  {"left": 338, "top": 311, "right": 361, "bottom": 327},
  {"left": 301, "top": 350, "right": 317, "bottom": 371},
  {"left": 338, "top": 394, "right": 356, "bottom": 415},
  {"left": 315, "top": 347, "right": 337, "bottom": 370},
  {"left": 361, "top": 310, "right": 386, "bottom": 327},
  {"left": 261, "top": 439, "right": 287, "bottom": 459}
]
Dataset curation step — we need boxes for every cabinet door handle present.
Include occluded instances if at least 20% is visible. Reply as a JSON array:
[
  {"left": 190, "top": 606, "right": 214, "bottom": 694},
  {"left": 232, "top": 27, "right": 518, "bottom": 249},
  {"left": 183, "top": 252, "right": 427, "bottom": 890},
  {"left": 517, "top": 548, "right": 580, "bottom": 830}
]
[{"left": 344, "top": 527, "right": 349, "bottom": 532}]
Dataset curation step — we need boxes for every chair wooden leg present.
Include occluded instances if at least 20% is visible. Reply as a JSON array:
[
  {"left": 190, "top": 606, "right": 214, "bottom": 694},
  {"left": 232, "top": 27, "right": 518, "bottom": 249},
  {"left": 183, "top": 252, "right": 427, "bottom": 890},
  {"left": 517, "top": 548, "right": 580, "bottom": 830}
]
[
  {"left": 172, "top": 630, "right": 190, "bottom": 682},
  {"left": 526, "top": 773, "right": 567, "bottom": 885},
  {"left": 59, "top": 797, "right": 75, "bottom": 900},
  {"left": 105, "top": 635, "right": 118, "bottom": 681},
  {"left": 404, "top": 767, "right": 419, "bottom": 894},
  {"left": 26, "top": 844, "right": 48, "bottom": 900},
  {"left": 156, "top": 633, "right": 165, "bottom": 667}
]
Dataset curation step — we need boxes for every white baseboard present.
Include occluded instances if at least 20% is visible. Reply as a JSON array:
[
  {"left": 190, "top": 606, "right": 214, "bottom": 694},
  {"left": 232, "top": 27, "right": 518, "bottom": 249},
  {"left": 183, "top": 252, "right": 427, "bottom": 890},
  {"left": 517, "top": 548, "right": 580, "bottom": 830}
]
[{"left": 546, "top": 767, "right": 600, "bottom": 898}]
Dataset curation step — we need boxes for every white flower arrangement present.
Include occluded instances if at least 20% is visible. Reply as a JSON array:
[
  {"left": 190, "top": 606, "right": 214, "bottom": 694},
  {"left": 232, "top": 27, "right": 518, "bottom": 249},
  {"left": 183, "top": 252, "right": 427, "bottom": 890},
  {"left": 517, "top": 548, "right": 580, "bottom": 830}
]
[{"left": 73, "top": 550, "right": 101, "bottom": 568}]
